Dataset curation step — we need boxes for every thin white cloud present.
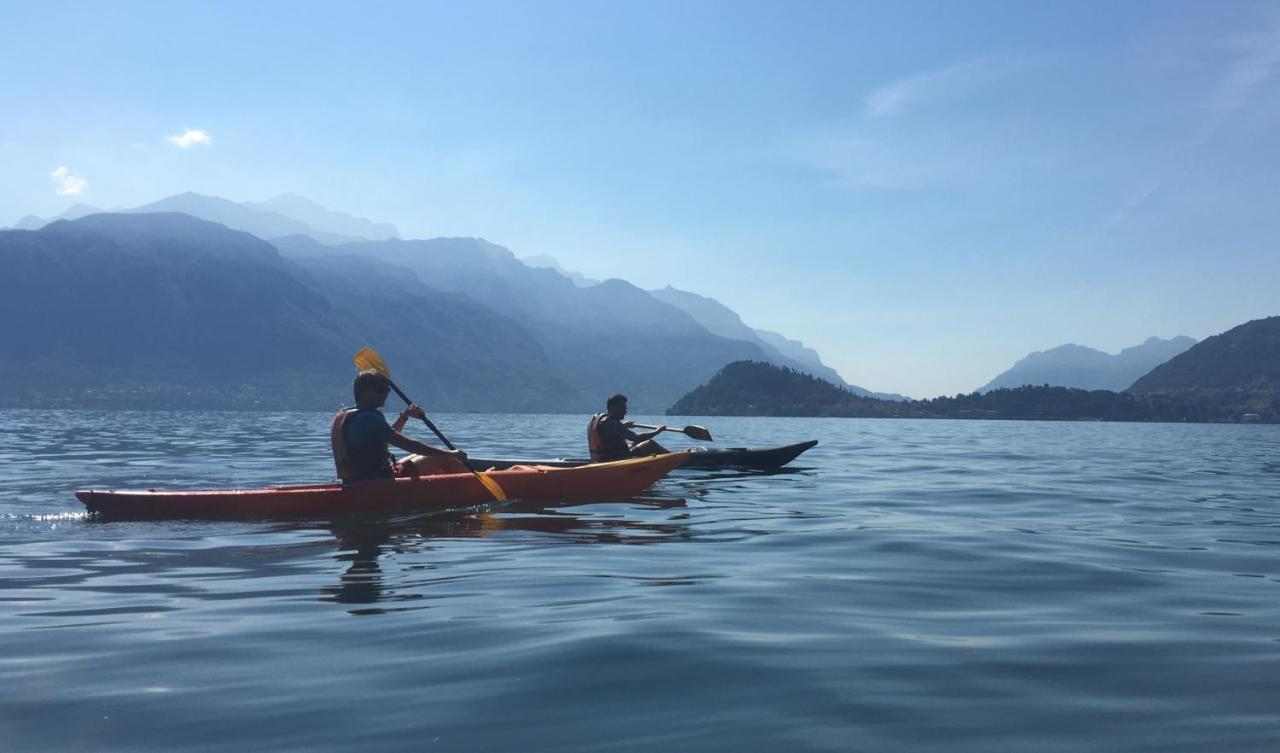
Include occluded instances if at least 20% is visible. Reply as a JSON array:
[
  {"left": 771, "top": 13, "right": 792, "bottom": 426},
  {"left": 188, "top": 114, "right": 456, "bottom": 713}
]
[
  {"left": 1202, "top": 14, "right": 1280, "bottom": 139},
  {"left": 787, "top": 125, "right": 993, "bottom": 191},
  {"left": 50, "top": 166, "right": 88, "bottom": 196},
  {"left": 167, "top": 127, "right": 212, "bottom": 148},
  {"left": 1100, "top": 179, "right": 1164, "bottom": 234},
  {"left": 863, "top": 58, "right": 1004, "bottom": 119}
]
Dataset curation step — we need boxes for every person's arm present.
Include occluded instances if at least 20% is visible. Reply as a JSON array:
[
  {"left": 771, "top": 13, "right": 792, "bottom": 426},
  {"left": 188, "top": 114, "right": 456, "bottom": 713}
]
[
  {"left": 389, "top": 432, "right": 466, "bottom": 459},
  {"left": 622, "top": 421, "right": 665, "bottom": 444},
  {"left": 633, "top": 425, "right": 666, "bottom": 443},
  {"left": 388, "top": 405, "right": 467, "bottom": 460},
  {"left": 390, "top": 405, "right": 417, "bottom": 434}
]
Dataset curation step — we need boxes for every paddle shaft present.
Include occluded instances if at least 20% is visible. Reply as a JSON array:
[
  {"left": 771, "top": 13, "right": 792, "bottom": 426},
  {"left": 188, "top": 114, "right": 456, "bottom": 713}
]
[
  {"left": 385, "top": 379, "right": 458, "bottom": 451},
  {"left": 629, "top": 422, "right": 670, "bottom": 433},
  {"left": 629, "top": 422, "right": 711, "bottom": 441},
  {"left": 385, "top": 379, "right": 507, "bottom": 499}
]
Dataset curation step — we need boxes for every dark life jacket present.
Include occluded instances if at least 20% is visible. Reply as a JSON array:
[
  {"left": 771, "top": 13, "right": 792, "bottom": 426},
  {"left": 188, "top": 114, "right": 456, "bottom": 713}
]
[
  {"left": 331, "top": 408, "right": 395, "bottom": 483},
  {"left": 587, "top": 412, "right": 630, "bottom": 461}
]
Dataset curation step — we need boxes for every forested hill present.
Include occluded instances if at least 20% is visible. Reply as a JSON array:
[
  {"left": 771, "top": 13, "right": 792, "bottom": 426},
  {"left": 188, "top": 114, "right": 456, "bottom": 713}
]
[
  {"left": 669, "top": 361, "right": 1276, "bottom": 423},
  {"left": 1130, "top": 317, "right": 1280, "bottom": 396}
]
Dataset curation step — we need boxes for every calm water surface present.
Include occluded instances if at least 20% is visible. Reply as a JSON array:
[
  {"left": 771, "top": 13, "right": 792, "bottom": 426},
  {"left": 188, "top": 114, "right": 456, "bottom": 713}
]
[{"left": 2, "top": 410, "right": 1279, "bottom": 752}]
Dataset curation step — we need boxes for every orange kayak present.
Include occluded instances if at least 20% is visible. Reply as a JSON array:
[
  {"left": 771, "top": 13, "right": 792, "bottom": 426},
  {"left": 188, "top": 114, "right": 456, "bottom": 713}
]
[{"left": 77, "top": 452, "right": 688, "bottom": 520}]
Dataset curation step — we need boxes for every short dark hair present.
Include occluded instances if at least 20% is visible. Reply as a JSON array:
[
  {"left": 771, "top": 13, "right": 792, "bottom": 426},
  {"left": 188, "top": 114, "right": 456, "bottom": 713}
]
[
  {"left": 354, "top": 370, "right": 389, "bottom": 401},
  {"left": 606, "top": 393, "right": 627, "bottom": 408}
]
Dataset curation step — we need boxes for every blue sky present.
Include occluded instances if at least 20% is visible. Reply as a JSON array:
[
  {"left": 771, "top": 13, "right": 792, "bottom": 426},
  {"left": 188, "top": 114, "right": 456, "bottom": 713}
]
[{"left": 3, "top": 1, "right": 1278, "bottom": 397}]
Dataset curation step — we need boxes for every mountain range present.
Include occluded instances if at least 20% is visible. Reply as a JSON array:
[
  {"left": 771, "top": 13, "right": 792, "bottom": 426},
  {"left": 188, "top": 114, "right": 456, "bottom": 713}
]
[
  {"left": 2, "top": 193, "right": 868, "bottom": 411},
  {"left": 979, "top": 336, "right": 1197, "bottom": 393},
  {"left": 0, "top": 213, "right": 573, "bottom": 411},
  {"left": 673, "top": 334, "right": 1278, "bottom": 421},
  {"left": 13, "top": 193, "right": 400, "bottom": 246},
  {"left": 270, "top": 233, "right": 770, "bottom": 411}
]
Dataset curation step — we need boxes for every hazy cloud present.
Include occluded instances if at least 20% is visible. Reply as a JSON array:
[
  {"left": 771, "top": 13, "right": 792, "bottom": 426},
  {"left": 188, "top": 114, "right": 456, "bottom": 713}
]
[
  {"left": 1202, "top": 15, "right": 1280, "bottom": 138},
  {"left": 167, "top": 127, "right": 212, "bottom": 148},
  {"left": 50, "top": 166, "right": 87, "bottom": 196},
  {"left": 1100, "top": 179, "right": 1164, "bottom": 234},
  {"left": 786, "top": 124, "right": 996, "bottom": 191},
  {"left": 863, "top": 59, "right": 1005, "bottom": 119}
]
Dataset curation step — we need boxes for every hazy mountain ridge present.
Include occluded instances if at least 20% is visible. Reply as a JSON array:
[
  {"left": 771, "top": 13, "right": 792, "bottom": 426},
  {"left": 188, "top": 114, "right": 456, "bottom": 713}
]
[
  {"left": 129, "top": 193, "right": 365, "bottom": 246},
  {"left": 14, "top": 203, "right": 104, "bottom": 229},
  {"left": 8, "top": 193, "right": 877, "bottom": 407},
  {"left": 648, "top": 286, "right": 907, "bottom": 400},
  {"left": 522, "top": 254, "right": 600, "bottom": 287},
  {"left": 0, "top": 214, "right": 578, "bottom": 411},
  {"left": 275, "top": 235, "right": 770, "bottom": 410},
  {"left": 244, "top": 193, "right": 399, "bottom": 241},
  {"left": 14, "top": 192, "right": 399, "bottom": 246},
  {"left": 980, "top": 336, "right": 1197, "bottom": 392}
]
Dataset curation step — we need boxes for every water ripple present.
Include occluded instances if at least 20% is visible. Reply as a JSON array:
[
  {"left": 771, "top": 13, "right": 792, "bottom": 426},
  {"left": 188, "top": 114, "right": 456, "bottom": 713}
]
[{"left": 2, "top": 411, "right": 1279, "bottom": 751}]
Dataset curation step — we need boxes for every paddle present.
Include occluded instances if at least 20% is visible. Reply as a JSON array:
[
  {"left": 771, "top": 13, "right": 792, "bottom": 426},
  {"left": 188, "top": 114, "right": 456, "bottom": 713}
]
[
  {"left": 352, "top": 347, "right": 507, "bottom": 502},
  {"left": 628, "top": 422, "right": 713, "bottom": 442}
]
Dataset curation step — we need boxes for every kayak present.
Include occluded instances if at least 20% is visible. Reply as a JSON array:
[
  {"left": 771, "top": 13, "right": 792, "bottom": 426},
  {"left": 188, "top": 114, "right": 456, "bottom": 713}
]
[
  {"left": 77, "top": 452, "right": 688, "bottom": 520},
  {"left": 468, "top": 440, "right": 818, "bottom": 472}
]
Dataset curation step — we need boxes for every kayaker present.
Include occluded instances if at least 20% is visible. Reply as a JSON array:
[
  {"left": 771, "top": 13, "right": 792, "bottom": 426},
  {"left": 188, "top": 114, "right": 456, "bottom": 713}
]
[
  {"left": 587, "top": 393, "right": 668, "bottom": 461},
  {"left": 331, "top": 370, "right": 467, "bottom": 483}
]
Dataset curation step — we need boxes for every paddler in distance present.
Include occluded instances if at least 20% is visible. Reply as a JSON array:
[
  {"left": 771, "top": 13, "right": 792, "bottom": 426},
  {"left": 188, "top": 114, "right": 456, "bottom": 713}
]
[
  {"left": 587, "top": 393, "right": 668, "bottom": 461},
  {"left": 331, "top": 370, "right": 467, "bottom": 482}
]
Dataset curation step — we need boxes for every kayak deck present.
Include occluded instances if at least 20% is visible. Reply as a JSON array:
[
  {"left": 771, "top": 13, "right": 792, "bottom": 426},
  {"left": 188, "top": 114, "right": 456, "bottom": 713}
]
[
  {"left": 469, "top": 440, "right": 818, "bottom": 472},
  {"left": 77, "top": 452, "right": 688, "bottom": 520}
]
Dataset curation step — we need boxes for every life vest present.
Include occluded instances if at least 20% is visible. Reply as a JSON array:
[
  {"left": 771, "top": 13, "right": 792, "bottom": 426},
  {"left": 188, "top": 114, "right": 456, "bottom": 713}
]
[
  {"left": 587, "top": 413, "right": 605, "bottom": 461},
  {"left": 331, "top": 408, "right": 394, "bottom": 483},
  {"left": 587, "top": 412, "right": 630, "bottom": 461},
  {"left": 331, "top": 409, "right": 358, "bottom": 481}
]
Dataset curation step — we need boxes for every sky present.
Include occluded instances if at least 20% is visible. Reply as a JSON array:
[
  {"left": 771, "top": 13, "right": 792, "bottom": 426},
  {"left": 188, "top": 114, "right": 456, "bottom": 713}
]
[{"left": 3, "top": 1, "right": 1278, "bottom": 398}]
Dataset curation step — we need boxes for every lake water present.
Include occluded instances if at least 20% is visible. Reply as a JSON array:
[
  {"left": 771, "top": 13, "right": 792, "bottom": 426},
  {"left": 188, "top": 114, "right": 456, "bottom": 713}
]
[{"left": 2, "top": 410, "right": 1279, "bottom": 752}]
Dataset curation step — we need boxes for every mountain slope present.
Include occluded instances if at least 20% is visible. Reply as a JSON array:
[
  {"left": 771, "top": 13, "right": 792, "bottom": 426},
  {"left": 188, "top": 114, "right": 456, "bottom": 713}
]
[
  {"left": 129, "top": 193, "right": 365, "bottom": 245},
  {"left": 980, "top": 336, "right": 1196, "bottom": 392},
  {"left": 14, "top": 203, "right": 104, "bottom": 229},
  {"left": 1129, "top": 317, "right": 1280, "bottom": 396},
  {"left": 648, "top": 286, "right": 908, "bottom": 399},
  {"left": 521, "top": 255, "right": 600, "bottom": 287},
  {"left": 244, "top": 194, "right": 399, "bottom": 241},
  {"left": 0, "top": 214, "right": 577, "bottom": 410},
  {"left": 275, "top": 236, "right": 770, "bottom": 411}
]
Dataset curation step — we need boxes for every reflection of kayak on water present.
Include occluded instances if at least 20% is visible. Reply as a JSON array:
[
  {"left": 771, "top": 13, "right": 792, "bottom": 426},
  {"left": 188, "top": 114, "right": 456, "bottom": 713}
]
[
  {"left": 467, "top": 440, "right": 819, "bottom": 472},
  {"left": 77, "top": 452, "right": 688, "bottom": 520}
]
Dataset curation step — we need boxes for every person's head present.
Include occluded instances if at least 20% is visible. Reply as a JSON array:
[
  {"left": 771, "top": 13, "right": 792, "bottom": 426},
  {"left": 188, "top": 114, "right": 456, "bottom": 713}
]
[
  {"left": 606, "top": 393, "right": 628, "bottom": 418},
  {"left": 354, "top": 370, "right": 391, "bottom": 408}
]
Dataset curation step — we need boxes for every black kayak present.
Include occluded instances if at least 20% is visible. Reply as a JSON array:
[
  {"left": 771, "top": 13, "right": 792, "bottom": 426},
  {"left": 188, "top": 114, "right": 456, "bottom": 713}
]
[{"left": 470, "top": 440, "right": 818, "bottom": 472}]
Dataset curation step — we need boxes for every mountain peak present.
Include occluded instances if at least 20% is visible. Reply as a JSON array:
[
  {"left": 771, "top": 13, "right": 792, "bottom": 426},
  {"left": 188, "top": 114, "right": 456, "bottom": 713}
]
[{"left": 981, "top": 336, "right": 1197, "bottom": 392}]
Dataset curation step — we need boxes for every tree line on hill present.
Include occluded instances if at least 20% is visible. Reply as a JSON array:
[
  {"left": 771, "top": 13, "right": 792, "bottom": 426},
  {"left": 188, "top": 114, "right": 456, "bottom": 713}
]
[{"left": 669, "top": 356, "right": 1279, "bottom": 423}]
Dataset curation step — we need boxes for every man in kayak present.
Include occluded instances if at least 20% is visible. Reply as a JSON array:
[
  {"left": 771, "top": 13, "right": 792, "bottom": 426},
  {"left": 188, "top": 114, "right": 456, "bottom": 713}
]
[
  {"left": 331, "top": 370, "right": 467, "bottom": 483},
  {"left": 587, "top": 393, "right": 668, "bottom": 461}
]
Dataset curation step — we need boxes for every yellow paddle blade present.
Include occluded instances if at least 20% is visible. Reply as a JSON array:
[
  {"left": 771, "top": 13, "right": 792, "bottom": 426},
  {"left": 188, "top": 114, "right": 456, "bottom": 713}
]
[
  {"left": 475, "top": 472, "right": 507, "bottom": 502},
  {"left": 353, "top": 347, "right": 390, "bottom": 377}
]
